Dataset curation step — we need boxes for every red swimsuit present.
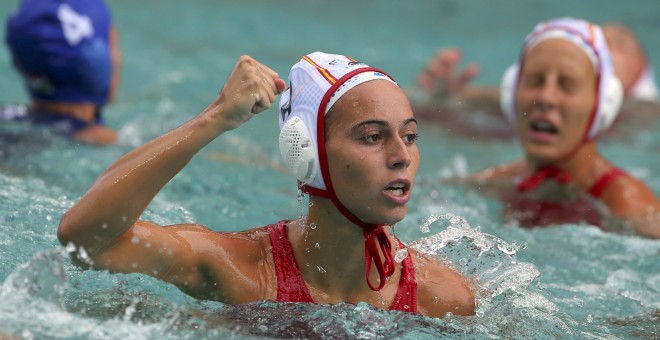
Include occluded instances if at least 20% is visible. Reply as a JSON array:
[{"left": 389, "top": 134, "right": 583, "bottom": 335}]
[
  {"left": 266, "top": 220, "right": 418, "bottom": 313},
  {"left": 506, "top": 167, "right": 627, "bottom": 228}
]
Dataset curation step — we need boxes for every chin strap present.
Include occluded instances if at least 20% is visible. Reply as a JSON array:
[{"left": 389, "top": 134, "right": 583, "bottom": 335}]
[
  {"left": 517, "top": 166, "right": 572, "bottom": 192},
  {"left": 363, "top": 226, "right": 395, "bottom": 291},
  {"left": 300, "top": 183, "right": 397, "bottom": 291}
]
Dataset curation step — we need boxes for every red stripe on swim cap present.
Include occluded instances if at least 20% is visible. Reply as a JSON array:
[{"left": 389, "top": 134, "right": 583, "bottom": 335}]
[{"left": 302, "top": 55, "right": 337, "bottom": 84}]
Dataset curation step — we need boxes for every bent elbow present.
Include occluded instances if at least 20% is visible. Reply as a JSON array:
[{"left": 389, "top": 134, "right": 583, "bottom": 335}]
[{"left": 57, "top": 210, "right": 79, "bottom": 247}]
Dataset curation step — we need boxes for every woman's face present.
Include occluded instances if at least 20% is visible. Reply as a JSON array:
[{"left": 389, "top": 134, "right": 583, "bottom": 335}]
[
  {"left": 515, "top": 38, "right": 598, "bottom": 163},
  {"left": 325, "top": 80, "right": 420, "bottom": 225}
]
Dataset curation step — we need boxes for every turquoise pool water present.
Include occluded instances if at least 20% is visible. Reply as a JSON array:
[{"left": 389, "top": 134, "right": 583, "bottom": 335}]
[{"left": 1, "top": 0, "right": 659, "bottom": 338}]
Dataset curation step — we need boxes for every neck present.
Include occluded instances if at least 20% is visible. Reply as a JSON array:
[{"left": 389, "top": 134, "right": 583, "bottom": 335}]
[
  {"left": 288, "top": 195, "right": 396, "bottom": 296},
  {"left": 527, "top": 140, "right": 612, "bottom": 191},
  {"left": 31, "top": 100, "right": 98, "bottom": 123}
]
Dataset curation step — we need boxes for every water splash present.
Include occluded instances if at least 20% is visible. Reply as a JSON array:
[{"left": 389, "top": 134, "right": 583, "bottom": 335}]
[{"left": 408, "top": 213, "right": 575, "bottom": 338}]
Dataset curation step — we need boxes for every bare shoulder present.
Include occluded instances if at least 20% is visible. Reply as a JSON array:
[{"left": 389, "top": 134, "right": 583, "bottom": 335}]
[
  {"left": 467, "top": 159, "right": 526, "bottom": 182},
  {"left": 600, "top": 173, "right": 659, "bottom": 212},
  {"left": 599, "top": 173, "right": 660, "bottom": 238},
  {"left": 452, "top": 159, "right": 525, "bottom": 197},
  {"left": 409, "top": 248, "right": 476, "bottom": 318}
]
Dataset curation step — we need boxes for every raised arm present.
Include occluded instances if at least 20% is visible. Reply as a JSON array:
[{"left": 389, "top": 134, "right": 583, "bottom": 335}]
[
  {"left": 410, "top": 48, "right": 495, "bottom": 107},
  {"left": 58, "top": 56, "right": 286, "bottom": 278}
]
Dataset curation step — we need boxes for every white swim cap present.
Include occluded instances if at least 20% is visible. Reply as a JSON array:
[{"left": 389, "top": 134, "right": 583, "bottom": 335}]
[
  {"left": 500, "top": 17, "right": 623, "bottom": 140},
  {"left": 278, "top": 51, "right": 396, "bottom": 195}
]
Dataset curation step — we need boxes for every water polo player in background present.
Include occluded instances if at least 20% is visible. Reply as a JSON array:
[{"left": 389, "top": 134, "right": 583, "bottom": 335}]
[
  {"left": 460, "top": 18, "right": 660, "bottom": 239},
  {"left": 3, "top": 0, "right": 121, "bottom": 145},
  {"left": 409, "top": 21, "right": 659, "bottom": 137},
  {"left": 57, "top": 52, "right": 476, "bottom": 318}
]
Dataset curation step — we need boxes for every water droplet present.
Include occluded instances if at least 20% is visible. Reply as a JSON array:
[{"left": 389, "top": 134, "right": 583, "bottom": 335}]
[
  {"left": 65, "top": 242, "right": 77, "bottom": 253},
  {"left": 131, "top": 236, "right": 140, "bottom": 245},
  {"left": 101, "top": 223, "right": 108, "bottom": 229},
  {"left": 587, "top": 314, "right": 593, "bottom": 323},
  {"left": 377, "top": 292, "right": 386, "bottom": 305},
  {"left": 314, "top": 242, "right": 320, "bottom": 249},
  {"left": 459, "top": 258, "right": 468, "bottom": 266},
  {"left": 419, "top": 214, "right": 440, "bottom": 233},
  {"left": 574, "top": 296, "right": 584, "bottom": 307},
  {"left": 309, "top": 223, "right": 317, "bottom": 230},
  {"left": 395, "top": 249, "right": 408, "bottom": 263}
]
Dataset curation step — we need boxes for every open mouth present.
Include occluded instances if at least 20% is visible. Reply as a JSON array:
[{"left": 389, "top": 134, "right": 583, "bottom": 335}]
[
  {"left": 530, "top": 120, "right": 559, "bottom": 134},
  {"left": 385, "top": 183, "right": 406, "bottom": 196}
]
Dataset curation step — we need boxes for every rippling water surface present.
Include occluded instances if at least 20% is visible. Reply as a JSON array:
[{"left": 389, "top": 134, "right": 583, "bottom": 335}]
[{"left": 1, "top": 0, "right": 659, "bottom": 338}]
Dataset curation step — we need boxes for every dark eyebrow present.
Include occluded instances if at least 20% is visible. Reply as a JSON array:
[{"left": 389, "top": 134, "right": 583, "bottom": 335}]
[
  {"left": 351, "top": 118, "right": 418, "bottom": 132},
  {"left": 404, "top": 118, "right": 418, "bottom": 126}
]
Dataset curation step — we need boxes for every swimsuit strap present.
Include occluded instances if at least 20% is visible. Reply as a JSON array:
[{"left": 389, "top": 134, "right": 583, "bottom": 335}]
[
  {"left": 589, "top": 167, "right": 627, "bottom": 198},
  {"left": 267, "top": 221, "right": 418, "bottom": 313},
  {"left": 267, "top": 221, "right": 315, "bottom": 303},
  {"left": 517, "top": 166, "right": 572, "bottom": 192},
  {"left": 362, "top": 226, "right": 395, "bottom": 291},
  {"left": 389, "top": 239, "right": 418, "bottom": 313}
]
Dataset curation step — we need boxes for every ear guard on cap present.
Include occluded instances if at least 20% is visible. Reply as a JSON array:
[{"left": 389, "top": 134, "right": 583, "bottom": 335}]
[
  {"left": 593, "top": 75, "right": 623, "bottom": 134},
  {"left": 279, "top": 116, "right": 317, "bottom": 184},
  {"left": 77, "top": 37, "right": 112, "bottom": 104},
  {"left": 499, "top": 64, "right": 518, "bottom": 124}
]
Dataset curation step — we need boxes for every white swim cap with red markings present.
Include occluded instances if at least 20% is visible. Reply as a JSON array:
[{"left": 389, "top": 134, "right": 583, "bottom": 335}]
[
  {"left": 278, "top": 51, "right": 396, "bottom": 195},
  {"left": 500, "top": 17, "right": 623, "bottom": 140}
]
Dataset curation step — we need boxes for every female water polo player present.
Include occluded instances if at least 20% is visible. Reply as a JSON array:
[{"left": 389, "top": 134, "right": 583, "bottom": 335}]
[
  {"left": 465, "top": 18, "right": 660, "bottom": 238},
  {"left": 58, "top": 52, "right": 476, "bottom": 317},
  {"left": 409, "top": 21, "right": 659, "bottom": 139}
]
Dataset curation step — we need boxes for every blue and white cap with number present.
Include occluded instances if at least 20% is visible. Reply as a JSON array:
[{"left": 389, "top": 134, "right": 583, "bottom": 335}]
[{"left": 6, "top": 0, "right": 113, "bottom": 105}]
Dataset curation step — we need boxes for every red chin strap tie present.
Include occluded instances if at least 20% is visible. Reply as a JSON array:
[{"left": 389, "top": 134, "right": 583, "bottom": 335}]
[
  {"left": 517, "top": 166, "right": 572, "bottom": 192},
  {"left": 300, "top": 183, "right": 397, "bottom": 292},
  {"left": 363, "top": 226, "right": 395, "bottom": 291}
]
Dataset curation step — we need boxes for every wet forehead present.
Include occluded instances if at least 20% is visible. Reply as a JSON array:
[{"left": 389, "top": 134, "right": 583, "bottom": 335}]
[
  {"left": 523, "top": 39, "right": 595, "bottom": 77},
  {"left": 329, "top": 80, "right": 413, "bottom": 125}
]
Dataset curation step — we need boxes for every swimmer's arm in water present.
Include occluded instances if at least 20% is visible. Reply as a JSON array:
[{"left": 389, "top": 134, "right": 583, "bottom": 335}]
[
  {"left": 58, "top": 55, "right": 286, "bottom": 288},
  {"left": 599, "top": 175, "right": 660, "bottom": 239},
  {"left": 447, "top": 159, "right": 526, "bottom": 196},
  {"left": 84, "top": 221, "right": 272, "bottom": 303},
  {"left": 74, "top": 124, "right": 118, "bottom": 145}
]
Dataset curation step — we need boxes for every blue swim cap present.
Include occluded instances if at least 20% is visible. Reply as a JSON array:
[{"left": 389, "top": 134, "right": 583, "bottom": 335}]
[{"left": 5, "top": 0, "right": 113, "bottom": 106}]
